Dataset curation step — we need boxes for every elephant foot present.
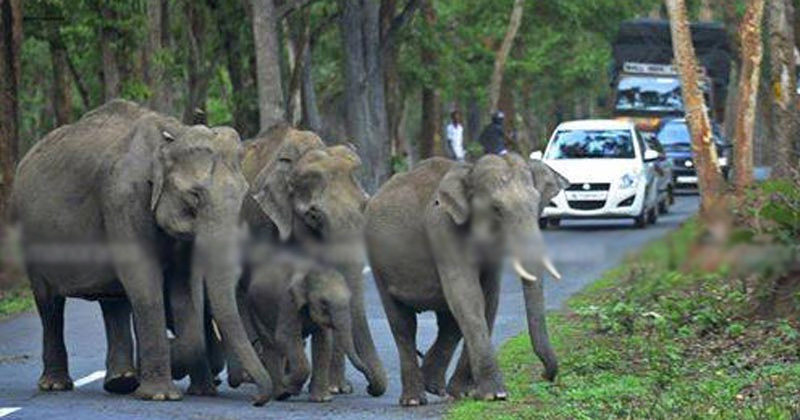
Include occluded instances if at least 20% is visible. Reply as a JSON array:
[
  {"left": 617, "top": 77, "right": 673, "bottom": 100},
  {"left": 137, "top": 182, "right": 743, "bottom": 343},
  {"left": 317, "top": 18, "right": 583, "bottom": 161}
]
[
  {"left": 367, "top": 382, "right": 385, "bottom": 397},
  {"left": 309, "top": 392, "right": 333, "bottom": 403},
  {"left": 446, "top": 377, "right": 474, "bottom": 399},
  {"left": 474, "top": 378, "right": 507, "bottom": 402},
  {"left": 423, "top": 374, "right": 448, "bottom": 397},
  {"left": 399, "top": 392, "right": 428, "bottom": 407},
  {"left": 328, "top": 379, "right": 353, "bottom": 395},
  {"left": 186, "top": 380, "right": 218, "bottom": 397},
  {"left": 103, "top": 370, "right": 138, "bottom": 394},
  {"left": 134, "top": 380, "right": 183, "bottom": 401},
  {"left": 38, "top": 372, "right": 74, "bottom": 392},
  {"left": 228, "top": 369, "right": 253, "bottom": 389}
]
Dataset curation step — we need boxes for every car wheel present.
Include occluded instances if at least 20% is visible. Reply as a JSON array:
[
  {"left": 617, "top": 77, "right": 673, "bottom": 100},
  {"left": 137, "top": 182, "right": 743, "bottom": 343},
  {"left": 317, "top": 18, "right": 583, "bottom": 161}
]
[
  {"left": 668, "top": 186, "right": 675, "bottom": 205},
  {"left": 634, "top": 211, "right": 648, "bottom": 229},
  {"left": 647, "top": 207, "right": 658, "bottom": 224},
  {"left": 658, "top": 198, "right": 668, "bottom": 215}
]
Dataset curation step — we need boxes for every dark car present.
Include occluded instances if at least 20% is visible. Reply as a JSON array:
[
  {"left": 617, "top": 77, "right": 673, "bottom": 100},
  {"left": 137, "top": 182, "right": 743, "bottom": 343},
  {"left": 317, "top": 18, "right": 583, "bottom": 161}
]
[{"left": 655, "top": 118, "right": 731, "bottom": 189}]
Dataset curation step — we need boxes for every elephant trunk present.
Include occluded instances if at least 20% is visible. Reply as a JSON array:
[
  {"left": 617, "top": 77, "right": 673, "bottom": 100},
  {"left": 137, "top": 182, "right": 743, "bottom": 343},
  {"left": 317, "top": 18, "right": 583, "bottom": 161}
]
[
  {"left": 195, "top": 224, "right": 273, "bottom": 405},
  {"left": 510, "top": 225, "right": 559, "bottom": 381}
]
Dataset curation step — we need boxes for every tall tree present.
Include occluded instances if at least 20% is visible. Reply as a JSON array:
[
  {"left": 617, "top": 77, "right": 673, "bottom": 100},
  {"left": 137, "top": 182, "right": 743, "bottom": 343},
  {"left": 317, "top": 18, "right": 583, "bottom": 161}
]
[
  {"left": 252, "top": 0, "right": 286, "bottom": 133},
  {"left": 666, "top": 0, "right": 726, "bottom": 217},
  {"left": 339, "top": 0, "right": 391, "bottom": 192},
  {"left": 733, "top": 0, "right": 766, "bottom": 191},
  {"left": 182, "top": 0, "right": 212, "bottom": 124},
  {"left": 487, "top": 0, "right": 523, "bottom": 112},
  {"left": 0, "top": 0, "right": 22, "bottom": 225},
  {"left": 418, "top": 0, "right": 439, "bottom": 159},
  {"left": 767, "top": 0, "right": 798, "bottom": 178},
  {"left": 49, "top": 33, "right": 72, "bottom": 126},
  {"left": 99, "top": 1, "right": 121, "bottom": 101},
  {"left": 145, "top": 0, "right": 171, "bottom": 113}
]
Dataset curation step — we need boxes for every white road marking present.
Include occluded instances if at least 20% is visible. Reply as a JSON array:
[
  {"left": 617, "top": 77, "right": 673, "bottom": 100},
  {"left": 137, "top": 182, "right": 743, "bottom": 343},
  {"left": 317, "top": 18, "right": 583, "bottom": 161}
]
[
  {"left": 0, "top": 408, "right": 21, "bottom": 418},
  {"left": 362, "top": 266, "right": 372, "bottom": 275},
  {"left": 73, "top": 370, "right": 106, "bottom": 387}
]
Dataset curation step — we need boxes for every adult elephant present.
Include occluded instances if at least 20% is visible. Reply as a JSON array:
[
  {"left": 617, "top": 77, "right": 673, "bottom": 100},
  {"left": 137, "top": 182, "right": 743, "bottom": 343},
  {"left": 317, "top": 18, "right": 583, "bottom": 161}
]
[
  {"left": 226, "top": 126, "right": 387, "bottom": 396},
  {"left": 9, "top": 100, "right": 272, "bottom": 404},
  {"left": 365, "top": 154, "right": 568, "bottom": 406}
]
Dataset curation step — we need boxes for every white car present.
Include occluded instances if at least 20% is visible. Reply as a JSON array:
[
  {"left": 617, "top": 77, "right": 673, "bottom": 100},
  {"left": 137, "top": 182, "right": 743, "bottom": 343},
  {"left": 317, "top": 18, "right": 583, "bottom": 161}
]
[{"left": 531, "top": 120, "right": 662, "bottom": 229}]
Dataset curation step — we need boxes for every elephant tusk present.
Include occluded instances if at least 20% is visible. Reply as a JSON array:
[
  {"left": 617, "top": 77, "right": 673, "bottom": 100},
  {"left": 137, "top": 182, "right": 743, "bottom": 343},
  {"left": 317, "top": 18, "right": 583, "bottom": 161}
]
[
  {"left": 542, "top": 256, "right": 562, "bottom": 281},
  {"left": 211, "top": 319, "right": 222, "bottom": 342},
  {"left": 513, "top": 258, "right": 538, "bottom": 282}
]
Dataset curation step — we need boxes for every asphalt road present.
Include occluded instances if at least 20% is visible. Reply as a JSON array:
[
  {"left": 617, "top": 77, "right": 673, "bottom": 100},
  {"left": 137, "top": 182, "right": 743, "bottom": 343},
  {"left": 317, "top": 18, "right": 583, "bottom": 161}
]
[{"left": 0, "top": 196, "right": 699, "bottom": 420}]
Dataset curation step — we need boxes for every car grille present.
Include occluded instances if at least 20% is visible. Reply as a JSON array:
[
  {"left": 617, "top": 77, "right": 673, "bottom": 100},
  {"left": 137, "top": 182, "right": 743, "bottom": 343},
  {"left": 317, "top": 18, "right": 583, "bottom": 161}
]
[
  {"left": 568, "top": 200, "right": 606, "bottom": 210},
  {"left": 566, "top": 183, "right": 610, "bottom": 191}
]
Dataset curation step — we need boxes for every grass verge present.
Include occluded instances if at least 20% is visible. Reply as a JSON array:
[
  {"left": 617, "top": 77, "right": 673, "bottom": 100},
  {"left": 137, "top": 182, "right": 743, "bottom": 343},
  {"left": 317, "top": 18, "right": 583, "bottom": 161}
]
[
  {"left": 448, "top": 219, "right": 800, "bottom": 420},
  {"left": 0, "top": 286, "right": 33, "bottom": 319}
]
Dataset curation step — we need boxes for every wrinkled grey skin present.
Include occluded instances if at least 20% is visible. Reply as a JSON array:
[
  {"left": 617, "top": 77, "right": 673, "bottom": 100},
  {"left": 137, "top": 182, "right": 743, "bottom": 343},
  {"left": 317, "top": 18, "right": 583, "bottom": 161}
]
[
  {"left": 226, "top": 127, "right": 387, "bottom": 397},
  {"left": 9, "top": 100, "right": 272, "bottom": 404},
  {"left": 365, "top": 154, "right": 568, "bottom": 406},
  {"left": 244, "top": 257, "right": 380, "bottom": 402}
]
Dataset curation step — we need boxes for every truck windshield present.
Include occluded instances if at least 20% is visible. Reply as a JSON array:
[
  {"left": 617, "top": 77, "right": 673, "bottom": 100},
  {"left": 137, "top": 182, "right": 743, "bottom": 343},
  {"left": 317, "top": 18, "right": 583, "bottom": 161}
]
[
  {"left": 546, "top": 129, "right": 635, "bottom": 159},
  {"left": 656, "top": 122, "right": 691, "bottom": 145},
  {"left": 615, "top": 75, "right": 683, "bottom": 113}
]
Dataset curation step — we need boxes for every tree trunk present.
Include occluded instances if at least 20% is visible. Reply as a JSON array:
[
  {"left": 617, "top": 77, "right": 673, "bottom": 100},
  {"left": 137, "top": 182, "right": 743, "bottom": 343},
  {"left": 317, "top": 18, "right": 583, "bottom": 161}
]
[
  {"left": 418, "top": 0, "right": 439, "bottom": 159},
  {"left": 666, "top": 0, "right": 727, "bottom": 217},
  {"left": 732, "top": 0, "right": 766, "bottom": 191},
  {"left": 339, "top": 0, "right": 390, "bottom": 192},
  {"left": 100, "top": 2, "right": 120, "bottom": 102},
  {"left": 183, "top": 0, "right": 211, "bottom": 124},
  {"left": 767, "top": 0, "right": 798, "bottom": 178},
  {"left": 382, "top": 0, "right": 402, "bottom": 160},
  {"left": 145, "top": 0, "right": 171, "bottom": 113},
  {"left": 0, "top": 0, "right": 22, "bottom": 227},
  {"left": 699, "top": 0, "right": 714, "bottom": 21},
  {"left": 252, "top": 0, "right": 286, "bottom": 133},
  {"left": 300, "top": 44, "right": 322, "bottom": 134},
  {"left": 487, "top": 0, "right": 523, "bottom": 112},
  {"left": 49, "top": 36, "right": 73, "bottom": 126}
]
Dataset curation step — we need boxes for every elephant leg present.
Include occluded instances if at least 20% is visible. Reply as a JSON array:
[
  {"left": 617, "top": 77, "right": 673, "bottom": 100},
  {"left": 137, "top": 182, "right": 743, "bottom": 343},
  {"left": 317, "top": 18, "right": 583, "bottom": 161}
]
[
  {"left": 338, "top": 263, "right": 386, "bottom": 396},
  {"left": 328, "top": 344, "right": 351, "bottom": 394},
  {"left": 205, "top": 316, "right": 226, "bottom": 384},
  {"left": 440, "top": 270, "right": 506, "bottom": 401},
  {"left": 448, "top": 268, "right": 501, "bottom": 398},
  {"left": 422, "top": 311, "right": 462, "bottom": 396},
  {"left": 123, "top": 268, "right": 182, "bottom": 401},
  {"left": 309, "top": 329, "right": 333, "bottom": 403},
  {"left": 377, "top": 284, "right": 426, "bottom": 406},
  {"left": 32, "top": 281, "right": 72, "bottom": 392},
  {"left": 522, "top": 275, "right": 558, "bottom": 381},
  {"left": 226, "top": 286, "right": 255, "bottom": 388},
  {"left": 100, "top": 299, "right": 138, "bottom": 394},
  {"left": 259, "top": 342, "right": 289, "bottom": 400},
  {"left": 281, "top": 335, "right": 310, "bottom": 396}
]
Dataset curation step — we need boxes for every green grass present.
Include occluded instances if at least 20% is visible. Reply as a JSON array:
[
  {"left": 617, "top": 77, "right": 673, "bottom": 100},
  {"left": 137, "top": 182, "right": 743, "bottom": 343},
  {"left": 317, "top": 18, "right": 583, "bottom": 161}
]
[
  {"left": 448, "top": 219, "right": 800, "bottom": 420},
  {"left": 0, "top": 286, "right": 33, "bottom": 318}
]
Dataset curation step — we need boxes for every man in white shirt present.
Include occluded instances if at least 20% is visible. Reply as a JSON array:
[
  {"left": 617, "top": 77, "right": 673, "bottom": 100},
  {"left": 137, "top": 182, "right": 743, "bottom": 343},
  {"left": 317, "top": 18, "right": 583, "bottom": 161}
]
[{"left": 446, "top": 110, "right": 466, "bottom": 161}]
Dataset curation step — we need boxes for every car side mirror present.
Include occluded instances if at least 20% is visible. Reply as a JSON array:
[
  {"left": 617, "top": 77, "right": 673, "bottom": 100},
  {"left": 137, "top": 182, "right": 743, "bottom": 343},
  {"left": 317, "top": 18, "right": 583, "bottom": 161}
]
[
  {"left": 644, "top": 149, "right": 660, "bottom": 162},
  {"left": 529, "top": 150, "right": 543, "bottom": 160}
]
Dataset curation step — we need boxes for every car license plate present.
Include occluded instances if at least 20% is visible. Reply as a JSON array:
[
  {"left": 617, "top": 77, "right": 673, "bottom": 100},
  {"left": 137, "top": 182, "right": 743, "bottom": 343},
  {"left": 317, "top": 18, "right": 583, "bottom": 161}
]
[
  {"left": 565, "top": 191, "right": 607, "bottom": 201},
  {"left": 677, "top": 176, "right": 698, "bottom": 184}
]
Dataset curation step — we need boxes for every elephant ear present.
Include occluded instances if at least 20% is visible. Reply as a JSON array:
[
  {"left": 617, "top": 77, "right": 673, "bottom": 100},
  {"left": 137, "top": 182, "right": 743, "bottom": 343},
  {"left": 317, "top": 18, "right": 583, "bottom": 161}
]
[
  {"left": 145, "top": 121, "right": 177, "bottom": 211},
  {"left": 436, "top": 164, "right": 472, "bottom": 225},
  {"left": 529, "top": 160, "right": 569, "bottom": 206},
  {"left": 251, "top": 130, "right": 325, "bottom": 241}
]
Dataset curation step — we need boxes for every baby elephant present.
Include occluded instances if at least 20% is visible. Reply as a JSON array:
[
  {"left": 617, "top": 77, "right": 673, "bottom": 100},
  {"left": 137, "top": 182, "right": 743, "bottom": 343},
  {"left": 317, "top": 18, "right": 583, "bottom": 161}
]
[{"left": 245, "top": 258, "right": 379, "bottom": 402}]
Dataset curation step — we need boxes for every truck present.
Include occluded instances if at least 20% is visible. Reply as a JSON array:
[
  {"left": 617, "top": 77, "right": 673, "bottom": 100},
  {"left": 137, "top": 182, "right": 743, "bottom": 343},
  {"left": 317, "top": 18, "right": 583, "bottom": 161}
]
[{"left": 610, "top": 19, "right": 732, "bottom": 135}]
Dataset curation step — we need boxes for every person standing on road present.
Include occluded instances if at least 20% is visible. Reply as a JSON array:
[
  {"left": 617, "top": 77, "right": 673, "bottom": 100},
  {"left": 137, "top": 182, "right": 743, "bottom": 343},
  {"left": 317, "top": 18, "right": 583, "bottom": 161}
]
[
  {"left": 446, "top": 110, "right": 466, "bottom": 161},
  {"left": 478, "top": 111, "right": 508, "bottom": 155}
]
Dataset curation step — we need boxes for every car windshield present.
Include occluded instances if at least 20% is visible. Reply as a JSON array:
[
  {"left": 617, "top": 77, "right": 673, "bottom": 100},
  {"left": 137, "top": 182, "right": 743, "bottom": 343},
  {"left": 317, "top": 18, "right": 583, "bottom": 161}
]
[
  {"left": 546, "top": 129, "right": 635, "bottom": 159},
  {"left": 656, "top": 122, "right": 691, "bottom": 145},
  {"left": 615, "top": 75, "right": 684, "bottom": 113}
]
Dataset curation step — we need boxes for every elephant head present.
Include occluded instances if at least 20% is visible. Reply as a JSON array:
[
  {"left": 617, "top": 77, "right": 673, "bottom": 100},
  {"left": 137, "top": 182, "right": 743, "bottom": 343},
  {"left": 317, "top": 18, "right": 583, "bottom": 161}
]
[
  {"left": 146, "top": 122, "right": 272, "bottom": 404},
  {"left": 433, "top": 153, "right": 568, "bottom": 380},
  {"left": 251, "top": 130, "right": 368, "bottom": 264},
  {"left": 277, "top": 265, "right": 381, "bottom": 390}
]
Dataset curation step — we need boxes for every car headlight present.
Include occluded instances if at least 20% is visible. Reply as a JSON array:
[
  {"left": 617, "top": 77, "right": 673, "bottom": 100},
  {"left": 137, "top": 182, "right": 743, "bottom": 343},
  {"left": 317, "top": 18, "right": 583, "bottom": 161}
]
[
  {"left": 619, "top": 173, "right": 637, "bottom": 189},
  {"left": 718, "top": 156, "right": 728, "bottom": 167}
]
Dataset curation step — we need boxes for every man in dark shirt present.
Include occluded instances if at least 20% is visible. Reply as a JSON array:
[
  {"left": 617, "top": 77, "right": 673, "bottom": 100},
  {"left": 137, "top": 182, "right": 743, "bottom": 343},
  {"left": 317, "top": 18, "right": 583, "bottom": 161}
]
[{"left": 478, "top": 111, "right": 508, "bottom": 155}]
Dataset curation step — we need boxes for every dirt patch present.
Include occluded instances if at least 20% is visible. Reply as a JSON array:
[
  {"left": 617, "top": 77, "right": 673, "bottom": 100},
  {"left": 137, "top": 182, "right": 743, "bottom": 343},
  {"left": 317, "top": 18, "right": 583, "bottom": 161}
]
[{"left": 751, "top": 270, "right": 800, "bottom": 320}]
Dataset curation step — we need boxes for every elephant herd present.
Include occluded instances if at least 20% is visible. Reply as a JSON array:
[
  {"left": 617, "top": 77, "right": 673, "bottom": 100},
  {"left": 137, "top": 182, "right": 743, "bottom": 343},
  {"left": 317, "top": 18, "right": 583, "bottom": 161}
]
[{"left": 8, "top": 100, "right": 567, "bottom": 407}]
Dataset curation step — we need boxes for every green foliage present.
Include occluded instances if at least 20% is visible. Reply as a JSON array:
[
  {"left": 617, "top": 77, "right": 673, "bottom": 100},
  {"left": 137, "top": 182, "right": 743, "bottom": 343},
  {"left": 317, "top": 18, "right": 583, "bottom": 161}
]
[
  {"left": 0, "top": 287, "right": 32, "bottom": 319},
  {"left": 448, "top": 219, "right": 800, "bottom": 420}
]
